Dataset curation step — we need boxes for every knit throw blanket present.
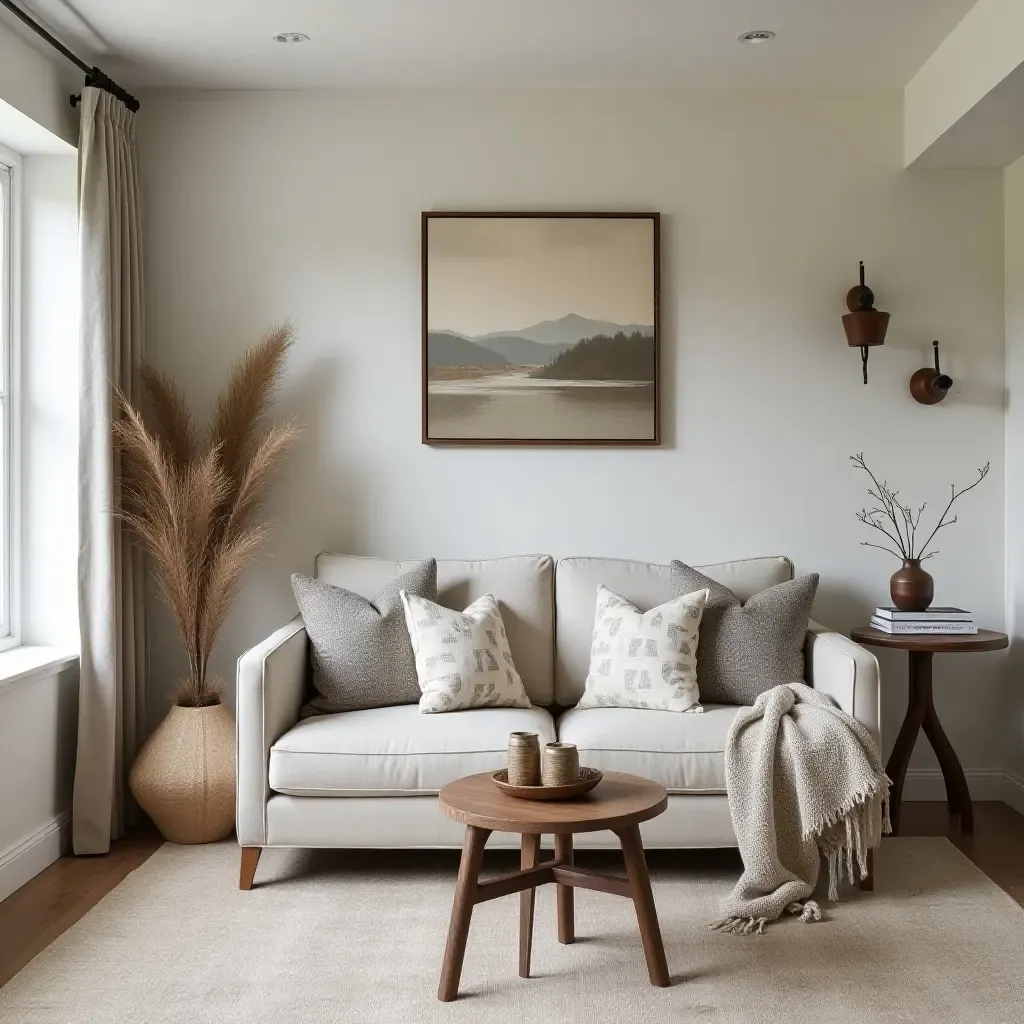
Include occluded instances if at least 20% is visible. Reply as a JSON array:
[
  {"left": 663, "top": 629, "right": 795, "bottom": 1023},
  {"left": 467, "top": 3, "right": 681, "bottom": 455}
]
[{"left": 712, "top": 683, "right": 891, "bottom": 935}]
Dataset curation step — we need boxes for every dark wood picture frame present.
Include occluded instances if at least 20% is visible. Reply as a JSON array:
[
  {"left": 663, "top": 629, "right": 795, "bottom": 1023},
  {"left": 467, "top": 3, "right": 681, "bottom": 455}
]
[{"left": 421, "top": 211, "right": 661, "bottom": 446}]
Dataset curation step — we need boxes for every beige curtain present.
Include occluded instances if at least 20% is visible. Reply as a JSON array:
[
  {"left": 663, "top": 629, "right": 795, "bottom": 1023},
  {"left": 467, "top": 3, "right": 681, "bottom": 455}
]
[{"left": 72, "top": 87, "right": 147, "bottom": 855}]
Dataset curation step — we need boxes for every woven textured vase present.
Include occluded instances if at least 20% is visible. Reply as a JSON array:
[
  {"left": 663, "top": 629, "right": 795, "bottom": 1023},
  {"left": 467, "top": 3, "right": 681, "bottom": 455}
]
[
  {"left": 541, "top": 742, "right": 580, "bottom": 787},
  {"left": 129, "top": 703, "right": 236, "bottom": 844},
  {"left": 507, "top": 732, "right": 541, "bottom": 786}
]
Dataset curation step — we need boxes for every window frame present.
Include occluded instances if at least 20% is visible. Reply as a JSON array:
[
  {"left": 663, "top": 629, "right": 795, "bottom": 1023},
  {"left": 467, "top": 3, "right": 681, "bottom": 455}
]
[{"left": 0, "top": 143, "right": 21, "bottom": 652}]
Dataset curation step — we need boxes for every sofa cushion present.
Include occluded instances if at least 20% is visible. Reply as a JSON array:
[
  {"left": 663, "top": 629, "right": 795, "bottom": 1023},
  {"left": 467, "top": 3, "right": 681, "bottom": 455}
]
[
  {"left": 556, "top": 705, "right": 739, "bottom": 794},
  {"left": 401, "top": 591, "right": 531, "bottom": 713},
  {"left": 269, "top": 703, "right": 556, "bottom": 796},
  {"left": 671, "top": 561, "right": 819, "bottom": 705},
  {"left": 554, "top": 556, "right": 794, "bottom": 705},
  {"left": 576, "top": 586, "right": 707, "bottom": 713},
  {"left": 291, "top": 560, "right": 436, "bottom": 715},
  {"left": 315, "top": 554, "right": 554, "bottom": 705}
]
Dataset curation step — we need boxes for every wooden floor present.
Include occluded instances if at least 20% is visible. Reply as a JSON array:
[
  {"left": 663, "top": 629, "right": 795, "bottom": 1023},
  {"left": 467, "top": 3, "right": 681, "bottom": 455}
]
[{"left": 1, "top": 802, "right": 1022, "bottom": 990}]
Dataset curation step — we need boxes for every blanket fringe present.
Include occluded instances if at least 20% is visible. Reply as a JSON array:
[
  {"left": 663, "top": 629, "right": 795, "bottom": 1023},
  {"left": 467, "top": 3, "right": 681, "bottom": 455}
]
[
  {"left": 814, "top": 773, "right": 892, "bottom": 900},
  {"left": 786, "top": 900, "right": 821, "bottom": 923},
  {"left": 710, "top": 900, "right": 822, "bottom": 935},
  {"left": 710, "top": 916, "right": 767, "bottom": 936}
]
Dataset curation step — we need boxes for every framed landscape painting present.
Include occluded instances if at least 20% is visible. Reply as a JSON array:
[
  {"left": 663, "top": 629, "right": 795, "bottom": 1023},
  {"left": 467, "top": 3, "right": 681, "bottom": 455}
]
[{"left": 421, "top": 212, "right": 660, "bottom": 445}]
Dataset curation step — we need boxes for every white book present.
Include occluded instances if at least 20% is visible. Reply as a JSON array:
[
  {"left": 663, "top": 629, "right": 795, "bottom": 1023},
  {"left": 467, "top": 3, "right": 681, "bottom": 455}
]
[
  {"left": 870, "top": 616, "right": 977, "bottom": 635},
  {"left": 874, "top": 606, "right": 972, "bottom": 622}
]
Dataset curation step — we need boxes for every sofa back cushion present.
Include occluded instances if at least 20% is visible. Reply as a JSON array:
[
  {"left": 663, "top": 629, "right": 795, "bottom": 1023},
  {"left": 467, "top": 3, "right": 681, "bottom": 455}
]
[
  {"left": 554, "top": 556, "right": 793, "bottom": 705},
  {"left": 315, "top": 554, "right": 555, "bottom": 705}
]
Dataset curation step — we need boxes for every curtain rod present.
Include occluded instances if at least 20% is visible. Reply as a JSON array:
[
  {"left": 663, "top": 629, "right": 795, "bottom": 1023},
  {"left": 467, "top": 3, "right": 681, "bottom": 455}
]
[{"left": 0, "top": 0, "right": 140, "bottom": 113}]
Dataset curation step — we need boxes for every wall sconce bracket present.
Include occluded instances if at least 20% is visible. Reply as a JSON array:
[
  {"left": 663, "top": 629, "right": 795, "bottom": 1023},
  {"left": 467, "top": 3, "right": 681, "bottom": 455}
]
[
  {"left": 910, "top": 340, "right": 953, "bottom": 405},
  {"left": 842, "top": 261, "right": 889, "bottom": 384}
]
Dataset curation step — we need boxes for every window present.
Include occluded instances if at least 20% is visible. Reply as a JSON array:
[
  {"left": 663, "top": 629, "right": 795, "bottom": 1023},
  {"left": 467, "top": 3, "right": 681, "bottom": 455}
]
[{"left": 0, "top": 150, "right": 16, "bottom": 648}]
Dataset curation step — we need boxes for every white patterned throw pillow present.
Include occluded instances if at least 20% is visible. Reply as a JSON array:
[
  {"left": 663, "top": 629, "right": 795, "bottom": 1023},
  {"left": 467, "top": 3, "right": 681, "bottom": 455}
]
[
  {"left": 576, "top": 586, "right": 709, "bottom": 713},
  {"left": 400, "top": 591, "right": 531, "bottom": 713}
]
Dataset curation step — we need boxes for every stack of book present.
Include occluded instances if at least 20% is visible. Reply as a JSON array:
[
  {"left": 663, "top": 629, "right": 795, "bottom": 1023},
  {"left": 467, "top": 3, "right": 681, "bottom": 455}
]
[{"left": 871, "top": 607, "right": 977, "bottom": 635}]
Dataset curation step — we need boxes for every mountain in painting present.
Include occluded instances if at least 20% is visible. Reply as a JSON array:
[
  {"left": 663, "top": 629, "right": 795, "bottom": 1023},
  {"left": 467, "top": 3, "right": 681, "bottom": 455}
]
[
  {"left": 427, "top": 332, "right": 509, "bottom": 367},
  {"left": 428, "top": 315, "right": 655, "bottom": 370},
  {"left": 474, "top": 335, "right": 571, "bottom": 365},
  {"left": 476, "top": 313, "right": 654, "bottom": 348}
]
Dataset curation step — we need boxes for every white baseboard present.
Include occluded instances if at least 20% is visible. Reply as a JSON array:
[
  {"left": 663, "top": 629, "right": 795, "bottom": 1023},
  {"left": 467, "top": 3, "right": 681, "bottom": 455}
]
[
  {"left": 0, "top": 812, "right": 71, "bottom": 903},
  {"left": 903, "top": 768, "right": 1024, "bottom": 812},
  {"left": 1003, "top": 770, "right": 1024, "bottom": 816}
]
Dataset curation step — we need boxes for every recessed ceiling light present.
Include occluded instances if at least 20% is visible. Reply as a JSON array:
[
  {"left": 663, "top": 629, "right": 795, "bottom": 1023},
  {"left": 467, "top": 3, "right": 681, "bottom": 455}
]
[
  {"left": 738, "top": 30, "right": 776, "bottom": 44},
  {"left": 273, "top": 32, "right": 310, "bottom": 44}
]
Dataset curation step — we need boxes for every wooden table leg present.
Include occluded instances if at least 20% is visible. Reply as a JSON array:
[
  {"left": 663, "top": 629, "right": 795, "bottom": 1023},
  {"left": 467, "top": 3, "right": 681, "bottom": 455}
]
[
  {"left": 859, "top": 848, "right": 874, "bottom": 892},
  {"left": 438, "top": 825, "right": 490, "bottom": 1002},
  {"left": 554, "top": 832, "right": 574, "bottom": 944},
  {"left": 519, "top": 832, "right": 541, "bottom": 978},
  {"left": 915, "top": 652, "right": 974, "bottom": 833},
  {"left": 616, "top": 824, "right": 669, "bottom": 988},
  {"left": 884, "top": 652, "right": 929, "bottom": 836}
]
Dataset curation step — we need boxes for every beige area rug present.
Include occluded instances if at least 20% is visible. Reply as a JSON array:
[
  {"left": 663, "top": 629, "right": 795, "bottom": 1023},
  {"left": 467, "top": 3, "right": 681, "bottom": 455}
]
[{"left": 1, "top": 839, "right": 1022, "bottom": 1023}]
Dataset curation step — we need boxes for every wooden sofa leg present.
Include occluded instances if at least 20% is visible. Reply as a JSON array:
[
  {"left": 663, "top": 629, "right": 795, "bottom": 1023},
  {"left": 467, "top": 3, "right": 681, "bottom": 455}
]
[
  {"left": 239, "top": 847, "right": 262, "bottom": 890},
  {"left": 859, "top": 849, "right": 874, "bottom": 892}
]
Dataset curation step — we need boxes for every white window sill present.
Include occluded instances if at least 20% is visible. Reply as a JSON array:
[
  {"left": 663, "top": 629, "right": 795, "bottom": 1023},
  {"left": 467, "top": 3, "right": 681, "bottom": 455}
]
[{"left": 0, "top": 646, "right": 79, "bottom": 696}]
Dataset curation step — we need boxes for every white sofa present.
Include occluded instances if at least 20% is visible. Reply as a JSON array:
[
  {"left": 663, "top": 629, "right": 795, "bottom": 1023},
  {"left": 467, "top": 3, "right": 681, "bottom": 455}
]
[{"left": 236, "top": 554, "right": 880, "bottom": 885}]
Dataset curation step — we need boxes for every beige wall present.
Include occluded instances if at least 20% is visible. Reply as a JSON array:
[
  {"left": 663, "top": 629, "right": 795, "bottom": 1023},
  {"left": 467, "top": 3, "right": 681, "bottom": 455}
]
[
  {"left": 0, "top": 19, "right": 78, "bottom": 148},
  {"left": 1004, "top": 155, "right": 1024, "bottom": 806},
  {"left": 0, "top": 663, "right": 78, "bottom": 901},
  {"left": 138, "top": 88, "right": 1008, "bottom": 791}
]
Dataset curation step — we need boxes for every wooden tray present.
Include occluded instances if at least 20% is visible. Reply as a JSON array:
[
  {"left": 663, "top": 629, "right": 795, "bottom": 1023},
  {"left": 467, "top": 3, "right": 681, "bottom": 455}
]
[{"left": 491, "top": 767, "right": 603, "bottom": 801}]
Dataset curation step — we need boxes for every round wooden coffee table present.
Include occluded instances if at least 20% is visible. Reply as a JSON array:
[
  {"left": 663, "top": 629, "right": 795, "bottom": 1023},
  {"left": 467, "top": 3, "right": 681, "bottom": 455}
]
[{"left": 436, "top": 771, "right": 669, "bottom": 1002}]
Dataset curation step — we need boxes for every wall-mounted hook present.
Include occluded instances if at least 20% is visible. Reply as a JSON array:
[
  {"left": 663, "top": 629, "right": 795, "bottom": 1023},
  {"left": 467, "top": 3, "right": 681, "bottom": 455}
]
[{"left": 910, "top": 340, "right": 953, "bottom": 405}]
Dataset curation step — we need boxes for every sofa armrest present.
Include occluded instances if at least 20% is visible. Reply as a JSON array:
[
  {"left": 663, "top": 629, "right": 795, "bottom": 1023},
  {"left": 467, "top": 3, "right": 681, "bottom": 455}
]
[
  {"left": 805, "top": 619, "right": 880, "bottom": 745},
  {"left": 236, "top": 615, "right": 308, "bottom": 846}
]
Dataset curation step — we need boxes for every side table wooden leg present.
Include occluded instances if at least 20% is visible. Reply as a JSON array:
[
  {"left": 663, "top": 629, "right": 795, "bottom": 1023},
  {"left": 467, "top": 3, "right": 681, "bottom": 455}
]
[
  {"left": 519, "top": 832, "right": 541, "bottom": 978},
  {"left": 859, "top": 848, "right": 874, "bottom": 892},
  {"left": 918, "top": 656, "right": 974, "bottom": 833},
  {"left": 616, "top": 825, "right": 669, "bottom": 988},
  {"left": 884, "top": 651, "right": 929, "bottom": 836},
  {"left": 438, "top": 825, "right": 490, "bottom": 1002},
  {"left": 554, "top": 832, "right": 575, "bottom": 944}
]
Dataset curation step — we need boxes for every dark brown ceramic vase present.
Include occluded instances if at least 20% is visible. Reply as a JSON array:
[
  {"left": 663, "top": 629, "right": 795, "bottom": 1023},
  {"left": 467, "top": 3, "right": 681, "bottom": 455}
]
[{"left": 889, "top": 559, "right": 934, "bottom": 612}]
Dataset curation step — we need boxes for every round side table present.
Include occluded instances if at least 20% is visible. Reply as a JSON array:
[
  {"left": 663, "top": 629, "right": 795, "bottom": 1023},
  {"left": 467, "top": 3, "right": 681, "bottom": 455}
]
[
  {"left": 850, "top": 626, "right": 1008, "bottom": 835},
  {"left": 436, "top": 771, "right": 669, "bottom": 1002}
]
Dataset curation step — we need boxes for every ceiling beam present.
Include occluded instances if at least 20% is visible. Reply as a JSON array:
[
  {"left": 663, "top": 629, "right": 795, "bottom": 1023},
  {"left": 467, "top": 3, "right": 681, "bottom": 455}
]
[{"left": 905, "top": 0, "right": 1024, "bottom": 168}]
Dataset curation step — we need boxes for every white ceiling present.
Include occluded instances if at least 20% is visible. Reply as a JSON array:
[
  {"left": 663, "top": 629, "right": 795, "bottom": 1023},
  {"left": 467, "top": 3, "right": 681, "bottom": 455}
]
[{"left": 13, "top": 0, "right": 977, "bottom": 90}]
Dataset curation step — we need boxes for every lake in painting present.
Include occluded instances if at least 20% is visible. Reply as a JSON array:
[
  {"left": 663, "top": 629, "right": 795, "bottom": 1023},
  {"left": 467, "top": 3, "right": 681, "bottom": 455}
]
[
  {"left": 423, "top": 215, "right": 659, "bottom": 443},
  {"left": 428, "top": 364, "right": 655, "bottom": 441}
]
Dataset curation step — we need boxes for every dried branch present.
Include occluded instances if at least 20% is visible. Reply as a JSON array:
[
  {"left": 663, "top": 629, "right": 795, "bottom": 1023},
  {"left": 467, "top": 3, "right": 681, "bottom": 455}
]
[
  {"left": 916, "top": 463, "right": 990, "bottom": 559},
  {"left": 851, "top": 455, "right": 989, "bottom": 565},
  {"left": 851, "top": 454, "right": 909, "bottom": 556},
  {"left": 860, "top": 540, "right": 905, "bottom": 559},
  {"left": 855, "top": 509, "right": 906, "bottom": 553}
]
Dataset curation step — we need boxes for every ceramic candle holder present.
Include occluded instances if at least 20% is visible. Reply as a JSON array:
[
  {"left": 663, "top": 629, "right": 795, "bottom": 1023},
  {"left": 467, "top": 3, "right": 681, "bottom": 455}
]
[
  {"left": 507, "top": 732, "right": 541, "bottom": 787},
  {"left": 541, "top": 742, "right": 580, "bottom": 787}
]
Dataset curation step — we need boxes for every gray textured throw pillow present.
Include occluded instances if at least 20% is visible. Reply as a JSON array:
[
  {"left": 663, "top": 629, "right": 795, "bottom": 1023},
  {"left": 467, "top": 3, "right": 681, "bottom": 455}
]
[
  {"left": 669, "top": 562, "right": 818, "bottom": 706},
  {"left": 292, "top": 560, "right": 437, "bottom": 715}
]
